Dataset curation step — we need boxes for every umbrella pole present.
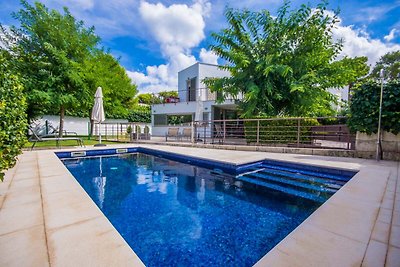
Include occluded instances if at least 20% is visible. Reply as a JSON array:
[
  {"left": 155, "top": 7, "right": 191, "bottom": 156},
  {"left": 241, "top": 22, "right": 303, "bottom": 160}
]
[{"left": 99, "top": 122, "right": 102, "bottom": 144}]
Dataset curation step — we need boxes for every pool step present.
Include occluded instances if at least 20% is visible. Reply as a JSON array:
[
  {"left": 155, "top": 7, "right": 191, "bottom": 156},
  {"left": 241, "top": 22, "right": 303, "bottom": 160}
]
[
  {"left": 254, "top": 167, "right": 346, "bottom": 187},
  {"left": 237, "top": 176, "right": 326, "bottom": 203},
  {"left": 244, "top": 172, "right": 338, "bottom": 194},
  {"left": 259, "top": 163, "right": 351, "bottom": 182}
]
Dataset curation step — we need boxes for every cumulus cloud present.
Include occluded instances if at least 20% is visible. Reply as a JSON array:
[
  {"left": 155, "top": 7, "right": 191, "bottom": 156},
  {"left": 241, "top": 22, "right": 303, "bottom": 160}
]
[
  {"left": 128, "top": 0, "right": 212, "bottom": 93},
  {"left": 332, "top": 22, "right": 400, "bottom": 66},
  {"left": 199, "top": 48, "right": 218, "bottom": 64},
  {"left": 384, "top": 29, "right": 397, "bottom": 42}
]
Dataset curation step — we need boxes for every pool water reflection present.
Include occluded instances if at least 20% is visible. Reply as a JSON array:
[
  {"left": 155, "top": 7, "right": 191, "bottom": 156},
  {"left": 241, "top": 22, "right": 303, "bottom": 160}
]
[{"left": 63, "top": 153, "right": 322, "bottom": 266}]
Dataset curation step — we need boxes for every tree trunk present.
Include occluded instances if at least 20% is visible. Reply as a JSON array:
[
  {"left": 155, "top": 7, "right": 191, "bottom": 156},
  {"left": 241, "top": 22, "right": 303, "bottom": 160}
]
[{"left": 59, "top": 105, "right": 65, "bottom": 137}]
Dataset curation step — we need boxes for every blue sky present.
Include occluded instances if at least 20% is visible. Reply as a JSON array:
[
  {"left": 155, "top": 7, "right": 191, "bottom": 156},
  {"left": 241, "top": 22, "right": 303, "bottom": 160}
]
[{"left": 1, "top": 0, "right": 399, "bottom": 93}]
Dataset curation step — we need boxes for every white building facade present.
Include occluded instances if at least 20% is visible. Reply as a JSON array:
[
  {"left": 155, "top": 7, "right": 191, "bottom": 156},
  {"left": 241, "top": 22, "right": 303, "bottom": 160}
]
[{"left": 151, "top": 62, "right": 238, "bottom": 136}]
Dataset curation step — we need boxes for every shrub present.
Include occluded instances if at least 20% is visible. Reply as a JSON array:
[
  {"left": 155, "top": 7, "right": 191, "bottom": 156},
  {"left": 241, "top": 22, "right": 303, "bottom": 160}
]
[
  {"left": 244, "top": 117, "right": 319, "bottom": 144},
  {"left": 0, "top": 56, "right": 27, "bottom": 181},
  {"left": 127, "top": 109, "right": 151, "bottom": 123},
  {"left": 348, "top": 81, "right": 400, "bottom": 134}
]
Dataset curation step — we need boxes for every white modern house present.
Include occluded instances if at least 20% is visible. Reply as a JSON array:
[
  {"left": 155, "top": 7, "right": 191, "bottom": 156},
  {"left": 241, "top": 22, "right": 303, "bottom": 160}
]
[{"left": 151, "top": 62, "right": 239, "bottom": 136}]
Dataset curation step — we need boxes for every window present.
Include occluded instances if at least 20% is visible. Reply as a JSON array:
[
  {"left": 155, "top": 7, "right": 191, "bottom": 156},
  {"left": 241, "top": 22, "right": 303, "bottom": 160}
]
[
  {"left": 153, "top": 114, "right": 167, "bottom": 126},
  {"left": 202, "top": 112, "right": 209, "bottom": 122},
  {"left": 167, "top": 114, "right": 193, "bottom": 125}
]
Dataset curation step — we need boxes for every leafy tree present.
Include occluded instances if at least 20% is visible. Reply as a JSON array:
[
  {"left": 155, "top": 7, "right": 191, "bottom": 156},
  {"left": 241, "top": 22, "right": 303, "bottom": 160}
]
[
  {"left": 370, "top": 50, "right": 400, "bottom": 80},
  {"left": 1, "top": 0, "right": 100, "bottom": 136},
  {"left": 0, "top": 51, "right": 27, "bottom": 181},
  {"left": 82, "top": 51, "right": 138, "bottom": 119},
  {"left": 348, "top": 80, "right": 400, "bottom": 134},
  {"left": 204, "top": 1, "right": 369, "bottom": 117},
  {"left": 158, "top": 90, "right": 178, "bottom": 100},
  {"left": 127, "top": 108, "right": 151, "bottom": 123},
  {"left": 136, "top": 93, "right": 161, "bottom": 105}
]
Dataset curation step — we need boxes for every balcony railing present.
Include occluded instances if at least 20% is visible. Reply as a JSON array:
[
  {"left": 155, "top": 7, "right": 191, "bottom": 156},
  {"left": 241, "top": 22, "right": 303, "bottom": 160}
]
[{"left": 151, "top": 88, "right": 238, "bottom": 103}]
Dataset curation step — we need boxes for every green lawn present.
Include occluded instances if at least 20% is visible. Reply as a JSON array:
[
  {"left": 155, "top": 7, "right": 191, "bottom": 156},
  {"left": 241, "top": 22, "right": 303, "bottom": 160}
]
[{"left": 24, "top": 136, "right": 119, "bottom": 149}]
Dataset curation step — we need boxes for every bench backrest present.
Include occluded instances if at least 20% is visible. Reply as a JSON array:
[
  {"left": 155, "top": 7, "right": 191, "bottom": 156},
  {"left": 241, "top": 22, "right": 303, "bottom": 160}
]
[
  {"left": 182, "top": 128, "right": 191, "bottom": 137},
  {"left": 167, "top": 128, "right": 179, "bottom": 136}
]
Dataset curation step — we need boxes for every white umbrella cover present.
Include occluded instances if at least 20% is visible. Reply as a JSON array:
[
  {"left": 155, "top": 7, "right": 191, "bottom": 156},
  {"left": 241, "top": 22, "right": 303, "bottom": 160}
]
[{"left": 91, "top": 87, "right": 105, "bottom": 144}]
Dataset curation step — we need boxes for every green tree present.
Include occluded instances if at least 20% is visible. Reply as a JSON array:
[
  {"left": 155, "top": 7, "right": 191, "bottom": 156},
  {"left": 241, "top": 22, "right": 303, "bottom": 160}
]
[
  {"left": 370, "top": 50, "right": 400, "bottom": 80},
  {"left": 82, "top": 51, "right": 138, "bottom": 119},
  {"left": 158, "top": 90, "right": 178, "bottom": 100},
  {"left": 1, "top": 0, "right": 100, "bottom": 136},
  {"left": 136, "top": 93, "right": 161, "bottom": 105},
  {"left": 205, "top": 1, "right": 369, "bottom": 117},
  {"left": 0, "top": 51, "right": 27, "bottom": 181}
]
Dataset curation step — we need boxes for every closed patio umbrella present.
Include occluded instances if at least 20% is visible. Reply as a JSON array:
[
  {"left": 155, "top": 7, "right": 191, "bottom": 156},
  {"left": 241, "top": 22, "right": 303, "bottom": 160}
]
[{"left": 91, "top": 87, "right": 106, "bottom": 146}]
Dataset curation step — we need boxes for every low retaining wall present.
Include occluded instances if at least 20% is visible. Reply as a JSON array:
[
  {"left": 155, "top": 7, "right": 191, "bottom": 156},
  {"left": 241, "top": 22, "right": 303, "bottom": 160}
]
[{"left": 356, "top": 132, "right": 400, "bottom": 161}]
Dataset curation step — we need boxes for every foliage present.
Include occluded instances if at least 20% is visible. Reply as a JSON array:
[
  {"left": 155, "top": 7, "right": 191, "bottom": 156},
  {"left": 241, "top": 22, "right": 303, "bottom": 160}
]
[
  {"left": 82, "top": 51, "right": 137, "bottom": 119},
  {"left": 204, "top": 1, "right": 369, "bottom": 117},
  {"left": 348, "top": 80, "right": 400, "bottom": 134},
  {"left": 370, "top": 50, "right": 400, "bottom": 80},
  {"left": 1, "top": 1, "right": 137, "bottom": 129},
  {"left": 158, "top": 90, "right": 178, "bottom": 100},
  {"left": 168, "top": 115, "right": 193, "bottom": 125},
  {"left": 127, "top": 106, "right": 151, "bottom": 123},
  {"left": 136, "top": 93, "right": 161, "bottom": 105},
  {"left": 244, "top": 117, "right": 319, "bottom": 144},
  {"left": 0, "top": 0, "right": 100, "bottom": 135},
  {"left": 0, "top": 52, "right": 27, "bottom": 181}
]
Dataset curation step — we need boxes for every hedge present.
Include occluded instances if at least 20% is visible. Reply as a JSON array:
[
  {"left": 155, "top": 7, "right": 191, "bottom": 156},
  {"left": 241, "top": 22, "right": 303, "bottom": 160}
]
[
  {"left": 127, "top": 109, "right": 151, "bottom": 123},
  {"left": 0, "top": 56, "right": 27, "bottom": 181},
  {"left": 244, "top": 117, "right": 320, "bottom": 144},
  {"left": 348, "top": 80, "right": 400, "bottom": 135}
]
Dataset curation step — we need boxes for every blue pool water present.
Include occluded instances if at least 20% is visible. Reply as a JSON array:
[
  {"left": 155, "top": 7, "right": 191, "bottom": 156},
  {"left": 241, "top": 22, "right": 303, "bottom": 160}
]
[{"left": 62, "top": 152, "right": 353, "bottom": 266}]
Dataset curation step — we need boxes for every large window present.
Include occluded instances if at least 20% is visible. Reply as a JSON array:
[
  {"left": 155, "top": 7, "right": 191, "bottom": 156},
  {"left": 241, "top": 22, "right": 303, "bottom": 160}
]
[
  {"left": 187, "top": 77, "right": 197, "bottom": 101},
  {"left": 153, "top": 114, "right": 167, "bottom": 126},
  {"left": 167, "top": 114, "right": 193, "bottom": 125}
]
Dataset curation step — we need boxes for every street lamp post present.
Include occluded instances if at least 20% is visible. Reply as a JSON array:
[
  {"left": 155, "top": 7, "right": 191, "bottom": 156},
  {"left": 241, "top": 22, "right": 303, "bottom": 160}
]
[{"left": 376, "top": 69, "right": 384, "bottom": 161}]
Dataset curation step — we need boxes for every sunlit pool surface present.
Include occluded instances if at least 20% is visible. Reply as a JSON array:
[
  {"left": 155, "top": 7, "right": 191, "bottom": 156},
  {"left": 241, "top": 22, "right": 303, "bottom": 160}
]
[{"left": 62, "top": 152, "right": 353, "bottom": 266}]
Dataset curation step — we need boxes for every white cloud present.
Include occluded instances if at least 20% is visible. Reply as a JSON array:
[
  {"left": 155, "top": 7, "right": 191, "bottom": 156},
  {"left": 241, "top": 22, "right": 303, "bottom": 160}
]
[
  {"left": 332, "top": 22, "right": 400, "bottom": 66},
  {"left": 129, "top": 0, "right": 211, "bottom": 93},
  {"left": 352, "top": 2, "right": 400, "bottom": 23},
  {"left": 384, "top": 29, "right": 397, "bottom": 42},
  {"left": 199, "top": 48, "right": 218, "bottom": 64}
]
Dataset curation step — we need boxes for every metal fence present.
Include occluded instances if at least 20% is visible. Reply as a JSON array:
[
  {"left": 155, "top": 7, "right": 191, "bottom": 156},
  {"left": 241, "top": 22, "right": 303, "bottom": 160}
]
[
  {"left": 91, "top": 122, "right": 151, "bottom": 142},
  {"left": 191, "top": 117, "right": 355, "bottom": 150}
]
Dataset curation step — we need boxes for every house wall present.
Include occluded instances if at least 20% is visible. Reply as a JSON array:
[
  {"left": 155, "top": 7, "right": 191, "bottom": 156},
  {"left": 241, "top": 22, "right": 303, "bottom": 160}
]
[{"left": 178, "top": 63, "right": 230, "bottom": 102}]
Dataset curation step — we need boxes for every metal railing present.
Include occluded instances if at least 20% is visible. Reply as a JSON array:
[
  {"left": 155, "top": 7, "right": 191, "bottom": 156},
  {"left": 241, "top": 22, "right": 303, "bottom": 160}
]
[
  {"left": 91, "top": 122, "right": 151, "bottom": 142},
  {"left": 191, "top": 117, "right": 355, "bottom": 150},
  {"left": 151, "top": 88, "right": 239, "bottom": 103}
]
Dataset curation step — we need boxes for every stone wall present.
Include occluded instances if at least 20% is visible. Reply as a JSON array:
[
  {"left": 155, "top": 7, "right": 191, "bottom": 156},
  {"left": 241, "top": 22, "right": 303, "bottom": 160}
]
[{"left": 356, "top": 131, "right": 400, "bottom": 161}]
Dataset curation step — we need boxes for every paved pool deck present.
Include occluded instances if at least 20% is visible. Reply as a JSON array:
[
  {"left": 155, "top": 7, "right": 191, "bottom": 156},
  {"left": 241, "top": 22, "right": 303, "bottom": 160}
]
[{"left": 0, "top": 144, "right": 399, "bottom": 267}]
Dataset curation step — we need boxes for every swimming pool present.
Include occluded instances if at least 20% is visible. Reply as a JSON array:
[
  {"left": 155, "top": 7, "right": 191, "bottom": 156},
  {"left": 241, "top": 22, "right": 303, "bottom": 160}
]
[{"left": 59, "top": 148, "right": 356, "bottom": 266}]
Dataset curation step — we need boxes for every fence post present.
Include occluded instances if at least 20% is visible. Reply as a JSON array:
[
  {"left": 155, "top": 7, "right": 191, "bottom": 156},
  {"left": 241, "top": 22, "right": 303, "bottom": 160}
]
[
  {"left": 203, "top": 123, "right": 206, "bottom": 144},
  {"left": 256, "top": 120, "right": 260, "bottom": 145},
  {"left": 297, "top": 119, "right": 301, "bottom": 147},
  {"left": 191, "top": 122, "right": 194, "bottom": 144},
  {"left": 223, "top": 120, "right": 226, "bottom": 144}
]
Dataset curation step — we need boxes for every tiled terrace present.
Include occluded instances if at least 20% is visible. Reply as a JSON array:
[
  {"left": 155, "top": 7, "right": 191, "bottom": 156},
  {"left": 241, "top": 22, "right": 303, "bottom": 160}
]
[{"left": 0, "top": 144, "right": 399, "bottom": 266}]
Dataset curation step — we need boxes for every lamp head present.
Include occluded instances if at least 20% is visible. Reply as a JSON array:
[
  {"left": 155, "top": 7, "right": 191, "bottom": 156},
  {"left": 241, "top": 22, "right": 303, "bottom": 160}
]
[{"left": 379, "top": 69, "right": 384, "bottom": 79}]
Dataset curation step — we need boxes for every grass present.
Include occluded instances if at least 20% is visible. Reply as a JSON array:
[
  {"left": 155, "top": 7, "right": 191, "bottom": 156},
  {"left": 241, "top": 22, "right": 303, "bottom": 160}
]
[{"left": 24, "top": 136, "right": 120, "bottom": 149}]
